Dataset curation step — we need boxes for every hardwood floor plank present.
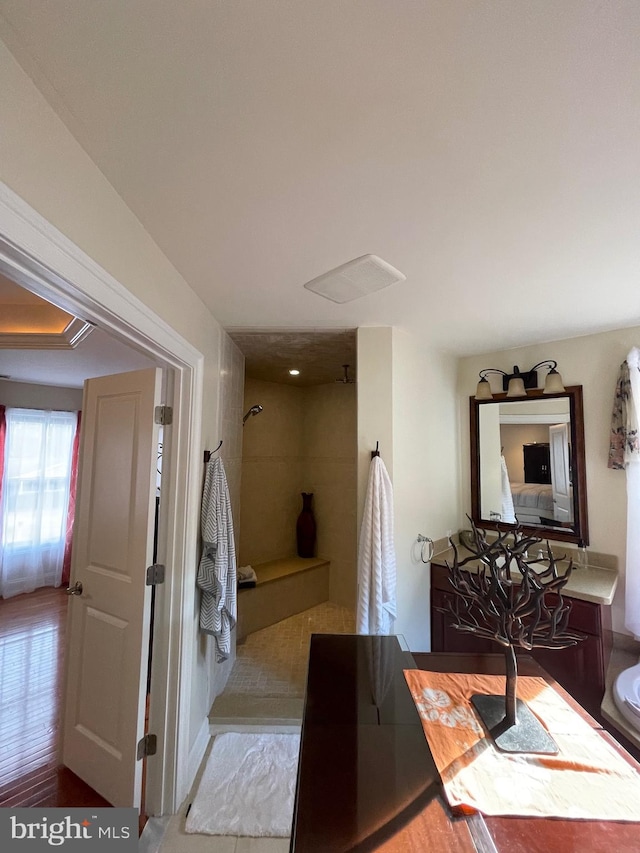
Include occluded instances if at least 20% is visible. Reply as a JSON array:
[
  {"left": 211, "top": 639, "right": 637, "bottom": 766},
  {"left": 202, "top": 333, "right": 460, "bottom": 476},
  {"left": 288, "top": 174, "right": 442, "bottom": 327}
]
[{"left": 0, "top": 587, "right": 108, "bottom": 808}]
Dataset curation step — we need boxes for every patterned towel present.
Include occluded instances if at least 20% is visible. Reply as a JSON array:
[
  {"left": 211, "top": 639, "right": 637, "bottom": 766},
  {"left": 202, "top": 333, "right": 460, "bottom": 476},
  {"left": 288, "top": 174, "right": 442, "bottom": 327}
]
[
  {"left": 404, "top": 669, "right": 640, "bottom": 821},
  {"left": 197, "top": 457, "right": 236, "bottom": 661}
]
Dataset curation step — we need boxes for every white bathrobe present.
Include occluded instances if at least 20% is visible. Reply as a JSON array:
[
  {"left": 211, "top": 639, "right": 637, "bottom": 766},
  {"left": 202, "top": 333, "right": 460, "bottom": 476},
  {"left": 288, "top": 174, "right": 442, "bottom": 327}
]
[
  {"left": 357, "top": 455, "right": 397, "bottom": 635},
  {"left": 197, "top": 457, "right": 237, "bottom": 661}
]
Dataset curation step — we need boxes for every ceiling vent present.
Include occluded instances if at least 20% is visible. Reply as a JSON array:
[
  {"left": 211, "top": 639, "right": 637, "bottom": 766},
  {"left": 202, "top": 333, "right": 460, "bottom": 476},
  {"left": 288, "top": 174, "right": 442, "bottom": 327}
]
[{"left": 303, "top": 255, "right": 406, "bottom": 304}]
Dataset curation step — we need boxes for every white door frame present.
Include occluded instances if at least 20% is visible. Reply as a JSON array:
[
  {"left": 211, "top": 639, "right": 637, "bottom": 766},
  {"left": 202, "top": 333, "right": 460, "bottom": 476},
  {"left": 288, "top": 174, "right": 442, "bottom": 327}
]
[{"left": 0, "top": 181, "right": 203, "bottom": 816}]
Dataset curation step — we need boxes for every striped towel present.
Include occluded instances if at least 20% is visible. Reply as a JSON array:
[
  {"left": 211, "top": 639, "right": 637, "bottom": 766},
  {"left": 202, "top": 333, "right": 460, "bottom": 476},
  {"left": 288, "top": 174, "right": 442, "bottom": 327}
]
[{"left": 197, "top": 457, "right": 237, "bottom": 662}]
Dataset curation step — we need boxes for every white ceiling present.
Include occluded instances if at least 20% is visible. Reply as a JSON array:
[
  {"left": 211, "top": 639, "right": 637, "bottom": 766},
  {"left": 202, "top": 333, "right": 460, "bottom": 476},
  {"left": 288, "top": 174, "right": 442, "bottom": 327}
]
[
  {"left": 1, "top": 1, "right": 639, "bottom": 359},
  {"left": 0, "top": 323, "right": 157, "bottom": 389},
  {"left": 0, "top": 270, "right": 157, "bottom": 388}
]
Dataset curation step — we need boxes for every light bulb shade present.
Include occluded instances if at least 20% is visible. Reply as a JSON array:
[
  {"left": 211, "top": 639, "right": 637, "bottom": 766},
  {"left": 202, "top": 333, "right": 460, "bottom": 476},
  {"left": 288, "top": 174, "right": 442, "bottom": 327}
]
[
  {"left": 543, "top": 369, "right": 565, "bottom": 394},
  {"left": 506, "top": 376, "right": 526, "bottom": 397},
  {"left": 475, "top": 378, "right": 494, "bottom": 400}
]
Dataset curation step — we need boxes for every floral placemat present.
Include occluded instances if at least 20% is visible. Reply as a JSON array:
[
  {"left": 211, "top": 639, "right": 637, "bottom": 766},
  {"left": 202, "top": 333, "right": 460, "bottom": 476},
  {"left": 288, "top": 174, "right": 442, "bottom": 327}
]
[{"left": 404, "top": 669, "right": 640, "bottom": 821}]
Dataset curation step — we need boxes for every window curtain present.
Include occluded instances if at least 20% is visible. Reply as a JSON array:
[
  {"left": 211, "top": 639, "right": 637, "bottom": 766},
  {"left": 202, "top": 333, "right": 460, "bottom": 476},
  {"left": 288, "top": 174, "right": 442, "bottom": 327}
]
[
  {"left": 609, "top": 347, "right": 640, "bottom": 639},
  {"left": 0, "top": 408, "right": 78, "bottom": 599},
  {"left": 0, "top": 406, "right": 6, "bottom": 507},
  {"left": 62, "top": 410, "right": 81, "bottom": 585}
]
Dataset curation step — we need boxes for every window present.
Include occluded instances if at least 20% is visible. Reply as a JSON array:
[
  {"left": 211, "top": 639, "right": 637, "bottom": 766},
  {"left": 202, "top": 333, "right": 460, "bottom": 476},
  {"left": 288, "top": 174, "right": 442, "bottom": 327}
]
[{"left": 0, "top": 408, "right": 78, "bottom": 598}]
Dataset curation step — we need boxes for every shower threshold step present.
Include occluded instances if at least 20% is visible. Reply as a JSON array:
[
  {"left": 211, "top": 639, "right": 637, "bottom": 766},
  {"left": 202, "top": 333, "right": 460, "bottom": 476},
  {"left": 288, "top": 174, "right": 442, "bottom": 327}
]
[{"left": 209, "top": 694, "right": 304, "bottom": 728}]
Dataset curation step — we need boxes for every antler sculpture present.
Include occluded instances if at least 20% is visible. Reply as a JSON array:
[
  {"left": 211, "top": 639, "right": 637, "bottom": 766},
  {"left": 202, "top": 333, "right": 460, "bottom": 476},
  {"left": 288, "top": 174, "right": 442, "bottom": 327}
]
[{"left": 443, "top": 521, "right": 585, "bottom": 752}]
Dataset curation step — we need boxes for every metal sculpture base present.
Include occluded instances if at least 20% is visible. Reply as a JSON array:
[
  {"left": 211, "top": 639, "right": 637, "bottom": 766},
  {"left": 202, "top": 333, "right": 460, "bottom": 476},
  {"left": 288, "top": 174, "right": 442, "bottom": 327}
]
[{"left": 471, "top": 694, "right": 558, "bottom": 754}]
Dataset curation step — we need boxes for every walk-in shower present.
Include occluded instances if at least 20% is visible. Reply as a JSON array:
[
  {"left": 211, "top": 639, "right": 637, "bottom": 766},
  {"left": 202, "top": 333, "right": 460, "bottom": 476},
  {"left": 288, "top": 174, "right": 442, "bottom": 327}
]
[{"left": 243, "top": 404, "right": 263, "bottom": 425}]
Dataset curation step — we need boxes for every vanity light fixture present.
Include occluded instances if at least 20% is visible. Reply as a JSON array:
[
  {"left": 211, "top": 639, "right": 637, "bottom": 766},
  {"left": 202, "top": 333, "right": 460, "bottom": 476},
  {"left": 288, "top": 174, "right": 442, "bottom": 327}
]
[{"left": 475, "top": 361, "right": 565, "bottom": 400}]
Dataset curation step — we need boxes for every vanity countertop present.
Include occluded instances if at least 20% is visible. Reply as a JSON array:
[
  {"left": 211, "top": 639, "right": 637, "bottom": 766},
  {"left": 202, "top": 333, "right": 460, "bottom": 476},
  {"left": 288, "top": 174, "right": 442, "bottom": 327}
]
[{"left": 432, "top": 546, "right": 618, "bottom": 606}]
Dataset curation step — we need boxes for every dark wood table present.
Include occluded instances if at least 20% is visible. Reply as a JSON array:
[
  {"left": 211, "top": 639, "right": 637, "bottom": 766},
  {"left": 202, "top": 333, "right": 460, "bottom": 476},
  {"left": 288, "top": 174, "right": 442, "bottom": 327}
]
[{"left": 289, "top": 635, "right": 640, "bottom": 853}]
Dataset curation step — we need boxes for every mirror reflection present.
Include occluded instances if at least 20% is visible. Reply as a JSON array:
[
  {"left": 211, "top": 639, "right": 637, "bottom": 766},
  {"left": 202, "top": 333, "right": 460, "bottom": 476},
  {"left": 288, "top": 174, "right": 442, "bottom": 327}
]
[
  {"left": 480, "top": 397, "right": 572, "bottom": 527},
  {"left": 470, "top": 387, "right": 589, "bottom": 545}
]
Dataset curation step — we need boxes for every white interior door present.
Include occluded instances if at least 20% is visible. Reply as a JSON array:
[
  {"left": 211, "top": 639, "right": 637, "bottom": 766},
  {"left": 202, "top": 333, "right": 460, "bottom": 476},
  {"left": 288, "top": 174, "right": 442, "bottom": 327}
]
[
  {"left": 549, "top": 422, "right": 572, "bottom": 523},
  {"left": 62, "top": 367, "right": 162, "bottom": 808}
]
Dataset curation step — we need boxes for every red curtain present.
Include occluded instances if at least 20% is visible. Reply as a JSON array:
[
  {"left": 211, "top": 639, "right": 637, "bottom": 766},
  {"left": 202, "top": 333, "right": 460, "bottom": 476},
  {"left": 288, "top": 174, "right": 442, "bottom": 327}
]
[
  {"left": 62, "top": 410, "right": 81, "bottom": 585},
  {"left": 0, "top": 405, "right": 5, "bottom": 507}
]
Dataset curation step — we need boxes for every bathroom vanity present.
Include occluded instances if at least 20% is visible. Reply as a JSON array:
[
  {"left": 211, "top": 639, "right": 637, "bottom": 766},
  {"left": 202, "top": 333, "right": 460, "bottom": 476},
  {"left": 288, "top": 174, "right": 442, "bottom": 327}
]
[{"left": 430, "top": 555, "right": 617, "bottom": 716}]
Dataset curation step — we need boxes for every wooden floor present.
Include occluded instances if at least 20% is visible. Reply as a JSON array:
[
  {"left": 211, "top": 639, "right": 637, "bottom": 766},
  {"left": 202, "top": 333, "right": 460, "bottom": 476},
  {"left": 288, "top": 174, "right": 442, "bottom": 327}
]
[{"left": 0, "top": 586, "right": 110, "bottom": 808}]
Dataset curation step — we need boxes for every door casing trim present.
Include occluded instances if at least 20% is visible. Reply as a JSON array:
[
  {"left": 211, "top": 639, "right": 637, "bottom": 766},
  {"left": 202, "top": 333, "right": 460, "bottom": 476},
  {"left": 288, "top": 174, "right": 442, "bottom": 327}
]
[{"left": 0, "top": 180, "right": 204, "bottom": 815}]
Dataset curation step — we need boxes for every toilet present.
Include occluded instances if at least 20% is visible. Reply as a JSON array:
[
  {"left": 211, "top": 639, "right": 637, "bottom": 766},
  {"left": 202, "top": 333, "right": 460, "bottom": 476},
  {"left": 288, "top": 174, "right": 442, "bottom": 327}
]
[{"left": 613, "top": 661, "right": 640, "bottom": 733}]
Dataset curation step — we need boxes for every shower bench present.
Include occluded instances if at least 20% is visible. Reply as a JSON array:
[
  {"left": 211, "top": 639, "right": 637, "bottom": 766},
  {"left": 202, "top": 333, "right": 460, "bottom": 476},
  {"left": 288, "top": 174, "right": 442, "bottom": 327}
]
[{"left": 236, "top": 555, "right": 330, "bottom": 640}]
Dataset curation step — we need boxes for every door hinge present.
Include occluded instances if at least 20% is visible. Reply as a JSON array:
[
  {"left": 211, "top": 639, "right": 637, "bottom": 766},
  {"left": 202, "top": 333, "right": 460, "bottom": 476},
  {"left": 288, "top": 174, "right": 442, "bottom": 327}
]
[
  {"left": 137, "top": 733, "right": 157, "bottom": 760},
  {"left": 146, "top": 564, "right": 165, "bottom": 585},
  {"left": 155, "top": 405, "right": 173, "bottom": 425}
]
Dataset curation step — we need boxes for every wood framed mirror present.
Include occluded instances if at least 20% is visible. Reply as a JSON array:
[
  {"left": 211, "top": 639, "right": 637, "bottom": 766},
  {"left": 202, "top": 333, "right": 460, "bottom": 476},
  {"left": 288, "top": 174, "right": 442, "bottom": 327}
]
[{"left": 470, "top": 386, "right": 589, "bottom": 544}]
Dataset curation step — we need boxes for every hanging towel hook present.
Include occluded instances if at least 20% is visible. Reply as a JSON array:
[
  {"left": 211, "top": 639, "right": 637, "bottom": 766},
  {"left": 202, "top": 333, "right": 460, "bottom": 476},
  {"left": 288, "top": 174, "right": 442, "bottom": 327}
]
[
  {"left": 204, "top": 440, "right": 223, "bottom": 463},
  {"left": 371, "top": 441, "right": 380, "bottom": 459},
  {"left": 417, "top": 534, "right": 434, "bottom": 563}
]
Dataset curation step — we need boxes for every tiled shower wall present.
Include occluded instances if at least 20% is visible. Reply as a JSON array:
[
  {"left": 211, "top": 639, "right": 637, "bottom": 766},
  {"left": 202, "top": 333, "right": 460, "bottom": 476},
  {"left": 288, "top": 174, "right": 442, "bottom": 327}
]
[
  {"left": 302, "top": 382, "right": 357, "bottom": 609},
  {"left": 218, "top": 334, "right": 245, "bottom": 531},
  {"left": 239, "top": 378, "right": 304, "bottom": 564},
  {"left": 209, "top": 331, "right": 245, "bottom": 701},
  {"left": 239, "top": 377, "right": 357, "bottom": 610}
]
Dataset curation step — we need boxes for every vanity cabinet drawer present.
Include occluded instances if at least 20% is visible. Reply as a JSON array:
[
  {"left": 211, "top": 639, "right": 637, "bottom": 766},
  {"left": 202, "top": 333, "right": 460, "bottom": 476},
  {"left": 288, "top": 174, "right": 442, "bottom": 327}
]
[
  {"left": 432, "top": 563, "right": 601, "bottom": 637},
  {"left": 545, "top": 592, "right": 601, "bottom": 636}
]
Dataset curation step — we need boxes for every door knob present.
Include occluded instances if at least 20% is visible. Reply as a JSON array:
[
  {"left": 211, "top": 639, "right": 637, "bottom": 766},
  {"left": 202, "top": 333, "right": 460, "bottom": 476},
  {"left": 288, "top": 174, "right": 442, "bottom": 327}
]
[{"left": 66, "top": 580, "right": 83, "bottom": 596}]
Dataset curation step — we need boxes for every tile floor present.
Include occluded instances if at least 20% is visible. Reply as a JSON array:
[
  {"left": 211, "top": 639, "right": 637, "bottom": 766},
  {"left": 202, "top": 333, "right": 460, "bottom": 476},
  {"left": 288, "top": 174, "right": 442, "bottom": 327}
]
[
  {"left": 601, "top": 642, "right": 640, "bottom": 754},
  {"left": 142, "top": 602, "right": 355, "bottom": 853},
  {"left": 226, "top": 601, "right": 356, "bottom": 698}
]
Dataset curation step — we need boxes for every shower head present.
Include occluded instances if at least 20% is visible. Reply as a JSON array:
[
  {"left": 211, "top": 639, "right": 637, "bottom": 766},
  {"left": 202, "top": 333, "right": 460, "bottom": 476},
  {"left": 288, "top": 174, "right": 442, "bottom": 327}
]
[
  {"left": 335, "top": 364, "right": 355, "bottom": 384},
  {"left": 243, "top": 404, "right": 263, "bottom": 425}
]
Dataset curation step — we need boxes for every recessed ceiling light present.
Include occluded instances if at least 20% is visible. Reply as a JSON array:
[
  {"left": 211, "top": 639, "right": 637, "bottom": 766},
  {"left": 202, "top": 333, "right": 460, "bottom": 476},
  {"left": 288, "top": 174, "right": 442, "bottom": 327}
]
[
  {"left": 303, "top": 254, "right": 406, "bottom": 303},
  {"left": 289, "top": 369, "right": 300, "bottom": 376}
]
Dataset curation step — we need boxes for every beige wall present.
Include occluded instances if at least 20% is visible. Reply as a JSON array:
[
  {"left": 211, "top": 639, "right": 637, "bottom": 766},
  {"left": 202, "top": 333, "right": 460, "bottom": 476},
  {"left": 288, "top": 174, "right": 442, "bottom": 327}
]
[
  {"left": 356, "top": 328, "right": 460, "bottom": 652},
  {"left": 458, "top": 326, "right": 640, "bottom": 635},
  {"left": 391, "top": 329, "right": 460, "bottom": 651},
  {"left": 0, "top": 378, "right": 83, "bottom": 410},
  {"left": 217, "top": 335, "right": 245, "bottom": 541},
  {"left": 207, "top": 333, "right": 245, "bottom": 702},
  {"left": 0, "top": 39, "right": 225, "bottom": 767},
  {"left": 239, "top": 377, "right": 357, "bottom": 608}
]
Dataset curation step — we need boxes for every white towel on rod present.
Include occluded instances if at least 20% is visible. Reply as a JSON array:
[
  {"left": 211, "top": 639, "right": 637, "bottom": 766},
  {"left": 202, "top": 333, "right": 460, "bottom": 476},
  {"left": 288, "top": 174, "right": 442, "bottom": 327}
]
[
  {"left": 500, "top": 454, "right": 516, "bottom": 523},
  {"left": 197, "top": 456, "right": 237, "bottom": 662},
  {"left": 357, "top": 455, "right": 397, "bottom": 635}
]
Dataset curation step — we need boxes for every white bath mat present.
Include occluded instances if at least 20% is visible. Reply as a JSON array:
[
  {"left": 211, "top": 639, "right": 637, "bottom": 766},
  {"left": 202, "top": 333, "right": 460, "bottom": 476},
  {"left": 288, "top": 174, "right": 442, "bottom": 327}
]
[{"left": 185, "top": 732, "right": 301, "bottom": 838}]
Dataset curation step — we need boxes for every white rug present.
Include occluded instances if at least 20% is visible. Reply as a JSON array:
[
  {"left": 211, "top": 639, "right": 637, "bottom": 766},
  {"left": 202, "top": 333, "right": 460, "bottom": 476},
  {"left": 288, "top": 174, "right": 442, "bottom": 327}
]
[{"left": 185, "top": 732, "right": 301, "bottom": 838}]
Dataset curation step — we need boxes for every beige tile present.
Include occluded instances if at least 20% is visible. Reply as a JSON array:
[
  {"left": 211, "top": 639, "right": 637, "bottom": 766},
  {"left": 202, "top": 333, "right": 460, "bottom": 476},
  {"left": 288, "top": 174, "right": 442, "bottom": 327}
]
[
  {"left": 235, "top": 837, "right": 290, "bottom": 853},
  {"left": 329, "top": 557, "right": 357, "bottom": 610},
  {"left": 601, "top": 647, "right": 640, "bottom": 752},
  {"left": 239, "top": 458, "right": 302, "bottom": 565},
  {"left": 159, "top": 814, "right": 237, "bottom": 853},
  {"left": 243, "top": 378, "right": 304, "bottom": 457},
  {"left": 204, "top": 604, "right": 355, "bottom": 845},
  {"left": 213, "top": 602, "right": 355, "bottom": 708},
  {"left": 302, "top": 383, "right": 356, "bottom": 459}
]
